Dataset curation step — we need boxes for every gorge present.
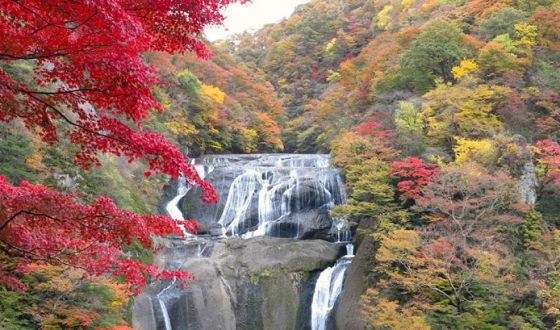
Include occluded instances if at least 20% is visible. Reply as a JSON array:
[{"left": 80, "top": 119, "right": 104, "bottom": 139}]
[{"left": 133, "top": 154, "right": 355, "bottom": 330}]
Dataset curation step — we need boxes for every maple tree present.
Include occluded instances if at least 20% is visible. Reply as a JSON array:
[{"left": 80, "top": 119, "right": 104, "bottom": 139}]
[
  {"left": 0, "top": 0, "right": 248, "bottom": 292},
  {"left": 0, "top": 175, "right": 199, "bottom": 293},
  {"left": 530, "top": 9, "right": 560, "bottom": 50},
  {"left": 377, "top": 163, "right": 522, "bottom": 316},
  {"left": 389, "top": 157, "right": 440, "bottom": 203},
  {"left": 534, "top": 140, "right": 560, "bottom": 191},
  {"left": 0, "top": 0, "right": 248, "bottom": 197}
]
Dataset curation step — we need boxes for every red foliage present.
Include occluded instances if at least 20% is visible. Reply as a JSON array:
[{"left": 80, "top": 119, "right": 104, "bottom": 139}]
[
  {"left": 389, "top": 157, "right": 440, "bottom": 202},
  {"left": 0, "top": 0, "right": 250, "bottom": 202},
  {"left": 0, "top": 0, "right": 248, "bottom": 292},
  {"left": 535, "top": 140, "right": 560, "bottom": 188},
  {"left": 0, "top": 176, "right": 199, "bottom": 293},
  {"left": 350, "top": 121, "right": 392, "bottom": 137}
]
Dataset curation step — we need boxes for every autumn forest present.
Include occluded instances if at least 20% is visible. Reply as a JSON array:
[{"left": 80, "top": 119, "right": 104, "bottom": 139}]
[{"left": 1, "top": 0, "right": 560, "bottom": 329}]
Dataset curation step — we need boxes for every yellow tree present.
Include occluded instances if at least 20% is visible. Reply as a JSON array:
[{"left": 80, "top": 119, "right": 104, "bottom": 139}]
[
  {"left": 361, "top": 288, "right": 431, "bottom": 330},
  {"left": 422, "top": 79, "right": 503, "bottom": 148}
]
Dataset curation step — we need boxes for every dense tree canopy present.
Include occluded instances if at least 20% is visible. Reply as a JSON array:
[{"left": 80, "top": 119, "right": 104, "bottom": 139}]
[{"left": 0, "top": 0, "right": 246, "bottom": 294}]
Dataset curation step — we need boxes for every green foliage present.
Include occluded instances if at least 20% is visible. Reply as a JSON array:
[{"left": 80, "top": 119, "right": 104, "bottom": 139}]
[
  {"left": 0, "top": 134, "right": 36, "bottom": 185},
  {"left": 394, "top": 101, "right": 423, "bottom": 136},
  {"left": 535, "top": 60, "right": 560, "bottom": 94},
  {"left": 519, "top": 209, "right": 543, "bottom": 247},
  {"left": 401, "top": 20, "right": 464, "bottom": 90},
  {"left": 479, "top": 8, "right": 527, "bottom": 40},
  {"left": 492, "top": 34, "right": 517, "bottom": 53},
  {"left": 177, "top": 69, "right": 202, "bottom": 100},
  {"left": 536, "top": 184, "right": 560, "bottom": 227}
]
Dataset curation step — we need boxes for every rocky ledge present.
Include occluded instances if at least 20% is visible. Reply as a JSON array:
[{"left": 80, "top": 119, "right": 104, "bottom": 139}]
[{"left": 133, "top": 236, "right": 345, "bottom": 330}]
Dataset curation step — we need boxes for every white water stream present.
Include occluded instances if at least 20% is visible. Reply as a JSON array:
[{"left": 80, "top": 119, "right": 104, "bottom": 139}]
[
  {"left": 155, "top": 155, "right": 353, "bottom": 330},
  {"left": 311, "top": 252, "right": 353, "bottom": 330}
]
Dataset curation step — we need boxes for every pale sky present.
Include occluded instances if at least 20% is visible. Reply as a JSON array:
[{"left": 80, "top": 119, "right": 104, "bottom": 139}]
[{"left": 204, "top": 0, "right": 312, "bottom": 41}]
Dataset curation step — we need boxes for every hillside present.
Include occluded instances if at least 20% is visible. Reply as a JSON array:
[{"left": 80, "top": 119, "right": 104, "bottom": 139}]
[
  {"left": 220, "top": 0, "right": 560, "bottom": 329},
  {"left": 1, "top": 0, "right": 560, "bottom": 329}
]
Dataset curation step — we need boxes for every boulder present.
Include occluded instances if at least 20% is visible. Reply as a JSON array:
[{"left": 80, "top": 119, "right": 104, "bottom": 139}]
[{"left": 133, "top": 236, "right": 343, "bottom": 330}]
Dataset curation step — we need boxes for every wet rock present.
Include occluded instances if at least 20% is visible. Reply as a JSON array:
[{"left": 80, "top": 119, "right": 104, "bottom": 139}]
[
  {"left": 179, "top": 154, "right": 345, "bottom": 240},
  {"left": 133, "top": 236, "right": 342, "bottom": 330}
]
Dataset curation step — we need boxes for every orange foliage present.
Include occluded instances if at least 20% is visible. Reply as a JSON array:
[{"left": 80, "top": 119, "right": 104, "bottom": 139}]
[{"left": 530, "top": 9, "right": 560, "bottom": 50}]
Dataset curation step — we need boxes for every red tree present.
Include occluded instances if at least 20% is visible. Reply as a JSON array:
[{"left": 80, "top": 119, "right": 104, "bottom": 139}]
[
  {"left": 389, "top": 157, "right": 440, "bottom": 202},
  {"left": 0, "top": 0, "right": 246, "bottom": 291},
  {"left": 535, "top": 140, "right": 560, "bottom": 189}
]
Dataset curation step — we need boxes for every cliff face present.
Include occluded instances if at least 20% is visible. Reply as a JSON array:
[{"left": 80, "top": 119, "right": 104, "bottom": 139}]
[
  {"left": 133, "top": 237, "right": 344, "bottom": 330},
  {"left": 181, "top": 154, "right": 345, "bottom": 240}
]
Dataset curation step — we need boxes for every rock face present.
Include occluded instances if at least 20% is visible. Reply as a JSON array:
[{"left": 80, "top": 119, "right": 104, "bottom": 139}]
[
  {"left": 519, "top": 162, "right": 538, "bottom": 205},
  {"left": 181, "top": 154, "right": 346, "bottom": 240},
  {"left": 132, "top": 237, "right": 344, "bottom": 330},
  {"left": 333, "top": 235, "right": 372, "bottom": 330}
]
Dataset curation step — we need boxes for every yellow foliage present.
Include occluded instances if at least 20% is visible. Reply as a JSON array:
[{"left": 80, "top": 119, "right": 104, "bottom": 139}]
[
  {"left": 377, "top": 229, "right": 420, "bottom": 264},
  {"left": 165, "top": 121, "right": 199, "bottom": 136},
  {"left": 377, "top": 5, "right": 394, "bottom": 29},
  {"left": 422, "top": 83, "right": 502, "bottom": 145},
  {"left": 153, "top": 85, "right": 171, "bottom": 110},
  {"left": 361, "top": 290, "right": 432, "bottom": 330},
  {"left": 200, "top": 84, "right": 225, "bottom": 104},
  {"left": 394, "top": 101, "right": 423, "bottom": 135},
  {"left": 427, "top": 154, "right": 449, "bottom": 167},
  {"left": 401, "top": 0, "right": 416, "bottom": 12},
  {"left": 419, "top": 0, "right": 439, "bottom": 13},
  {"left": 26, "top": 132, "right": 47, "bottom": 174},
  {"left": 207, "top": 140, "right": 223, "bottom": 151},
  {"left": 278, "top": 77, "right": 289, "bottom": 89},
  {"left": 451, "top": 58, "right": 479, "bottom": 80},
  {"left": 453, "top": 138, "right": 493, "bottom": 165},
  {"left": 325, "top": 37, "right": 337, "bottom": 53},
  {"left": 513, "top": 23, "right": 538, "bottom": 51}
]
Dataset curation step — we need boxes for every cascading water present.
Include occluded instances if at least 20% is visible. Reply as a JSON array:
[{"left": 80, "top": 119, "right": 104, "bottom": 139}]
[
  {"left": 311, "top": 220, "right": 354, "bottom": 330},
  {"left": 519, "top": 162, "right": 538, "bottom": 205},
  {"left": 153, "top": 161, "right": 216, "bottom": 326},
  {"left": 165, "top": 160, "right": 214, "bottom": 223},
  {"left": 311, "top": 255, "right": 353, "bottom": 330},
  {"left": 135, "top": 154, "right": 354, "bottom": 330},
  {"left": 184, "top": 154, "right": 346, "bottom": 239}
]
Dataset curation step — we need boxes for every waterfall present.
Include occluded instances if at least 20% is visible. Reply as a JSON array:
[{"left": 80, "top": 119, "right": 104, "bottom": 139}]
[
  {"left": 198, "top": 154, "right": 346, "bottom": 239},
  {"left": 135, "top": 154, "right": 353, "bottom": 330},
  {"left": 346, "top": 244, "right": 354, "bottom": 256},
  {"left": 332, "top": 216, "right": 352, "bottom": 243},
  {"left": 312, "top": 214, "right": 354, "bottom": 329},
  {"left": 165, "top": 161, "right": 214, "bottom": 235},
  {"left": 157, "top": 298, "right": 172, "bottom": 330},
  {"left": 311, "top": 255, "right": 353, "bottom": 330},
  {"left": 165, "top": 176, "right": 188, "bottom": 221}
]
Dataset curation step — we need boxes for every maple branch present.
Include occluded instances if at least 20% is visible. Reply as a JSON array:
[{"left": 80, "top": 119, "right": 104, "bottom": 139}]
[
  {"left": 0, "top": 209, "right": 104, "bottom": 232},
  {"left": 27, "top": 23, "right": 53, "bottom": 36},
  {"left": 18, "top": 88, "right": 131, "bottom": 146},
  {"left": 0, "top": 239, "right": 88, "bottom": 270},
  {"left": 0, "top": 210, "right": 28, "bottom": 232},
  {"left": 0, "top": 42, "right": 116, "bottom": 61},
  {"left": 11, "top": 0, "right": 68, "bottom": 30}
]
